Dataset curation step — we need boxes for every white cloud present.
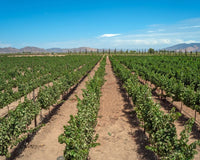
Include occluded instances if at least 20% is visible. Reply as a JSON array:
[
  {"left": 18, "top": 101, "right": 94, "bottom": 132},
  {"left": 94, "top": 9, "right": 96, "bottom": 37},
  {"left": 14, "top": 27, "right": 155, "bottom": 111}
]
[
  {"left": 148, "top": 24, "right": 163, "bottom": 27},
  {"left": 147, "top": 29, "right": 165, "bottom": 33},
  {"left": 36, "top": 17, "right": 200, "bottom": 49},
  {"left": 147, "top": 31, "right": 155, "bottom": 33},
  {"left": 185, "top": 40, "right": 197, "bottom": 43},
  {"left": 158, "top": 29, "right": 165, "bottom": 32},
  {"left": 179, "top": 25, "right": 200, "bottom": 29},
  {"left": 41, "top": 38, "right": 199, "bottom": 50},
  {"left": 99, "top": 34, "right": 121, "bottom": 38},
  {"left": 179, "top": 18, "right": 200, "bottom": 24},
  {"left": 114, "top": 38, "right": 172, "bottom": 46},
  {"left": 0, "top": 42, "right": 11, "bottom": 48},
  {"left": 123, "top": 32, "right": 182, "bottom": 39},
  {"left": 191, "top": 25, "right": 200, "bottom": 28}
]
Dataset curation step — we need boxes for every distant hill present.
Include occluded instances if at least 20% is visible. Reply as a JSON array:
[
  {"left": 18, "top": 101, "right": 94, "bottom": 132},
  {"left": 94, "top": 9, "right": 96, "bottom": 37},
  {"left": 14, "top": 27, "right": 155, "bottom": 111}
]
[
  {"left": 0, "top": 47, "right": 19, "bottom": 53},
  {"left": 165, "top": 43, "right": 200, "bottom": 52},
  {"left": 20, "top": 47, "right": 46, "bottom": 53},
  {"left": 47, "top": 47, "right": 97, "bottom": 53},
  {"left": 0, "top": 46, "right": 97, "bottom": 53}
]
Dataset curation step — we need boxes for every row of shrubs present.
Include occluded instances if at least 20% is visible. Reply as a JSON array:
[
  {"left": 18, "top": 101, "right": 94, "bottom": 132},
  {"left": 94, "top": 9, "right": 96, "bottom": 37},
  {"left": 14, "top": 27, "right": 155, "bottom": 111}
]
[
  {"left": 110, "top": 56, "right": 200, "bottom": 160},
  {"left": 58, "top": 56, "right": 106, "bottom": 159}
]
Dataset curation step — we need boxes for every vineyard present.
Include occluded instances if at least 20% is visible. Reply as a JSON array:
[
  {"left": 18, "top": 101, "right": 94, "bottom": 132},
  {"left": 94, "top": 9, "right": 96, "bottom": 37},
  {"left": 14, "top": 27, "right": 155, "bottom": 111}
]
[{"left": 0, "top": 54, "right": 200, "bottom": 160}]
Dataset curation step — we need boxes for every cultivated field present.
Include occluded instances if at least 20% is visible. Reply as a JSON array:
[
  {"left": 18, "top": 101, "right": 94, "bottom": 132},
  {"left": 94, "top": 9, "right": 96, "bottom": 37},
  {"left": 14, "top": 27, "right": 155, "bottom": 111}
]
[{"left": 0, "top": 54, "right": 200, "bottom": 160}]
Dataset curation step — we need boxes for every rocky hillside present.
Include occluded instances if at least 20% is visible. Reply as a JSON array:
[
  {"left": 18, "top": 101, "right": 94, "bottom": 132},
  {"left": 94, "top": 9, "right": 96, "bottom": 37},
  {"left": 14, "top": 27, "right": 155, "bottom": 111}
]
[{"left": 165, "top": 43, "right": 200, "bottom": 52}]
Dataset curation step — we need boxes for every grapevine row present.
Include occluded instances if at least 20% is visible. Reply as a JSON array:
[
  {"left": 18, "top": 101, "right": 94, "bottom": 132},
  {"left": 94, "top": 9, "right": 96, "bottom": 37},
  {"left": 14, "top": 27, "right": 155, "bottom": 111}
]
[
  {"left": 0, "top": 56, "right": 101, "bottom": 157},
  {"left": 116, "top": 56, "right": 200, "bottom": 114},
  {"left": 110, "top": 56, "right": 200, "bottom": 160},
  {"left": 0, "top": 56, "right": 97, "bottom": 109},
  {"left": 58, "top": 56, "right": 106, "bottom": 160}
]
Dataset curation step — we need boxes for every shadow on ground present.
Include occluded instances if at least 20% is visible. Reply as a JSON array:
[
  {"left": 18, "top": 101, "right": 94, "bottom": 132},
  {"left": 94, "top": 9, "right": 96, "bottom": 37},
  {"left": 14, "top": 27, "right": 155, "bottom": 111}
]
[{"left": 116, "top": 78, "right": 157, "bottom": 160}]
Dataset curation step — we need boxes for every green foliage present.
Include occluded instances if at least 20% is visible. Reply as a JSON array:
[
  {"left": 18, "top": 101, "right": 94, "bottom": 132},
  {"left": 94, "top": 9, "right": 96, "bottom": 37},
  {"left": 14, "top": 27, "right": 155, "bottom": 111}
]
[
  {"left": 148, "top": 48, "right": 155, "bottom": 54},
  {"left": 0, "top": 99, "right": 40, "bottom": 157},
  {"left": 0, "top": 55, "right": 101, "bottom": 157},
  {"left": 110, "top": 56, "right": 200, "bottom": 160},
  {"left": 116, "top": 55, "right": 200, "bottom": 113},
  {"left": 0, "top": 55, "right": 101, "bottom": 109},
  {"left": 58, "top": 57, "right": 106, "bottom": 160}
]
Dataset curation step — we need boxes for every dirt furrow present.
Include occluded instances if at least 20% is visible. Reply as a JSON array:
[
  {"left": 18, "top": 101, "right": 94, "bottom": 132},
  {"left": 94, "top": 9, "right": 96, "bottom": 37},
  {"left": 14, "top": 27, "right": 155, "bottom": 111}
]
[
  {"left": 89, "top": 57, "right": 156, "bottom": 160},
  {"left": 10, "top": 62, "right": 100, "bottom": 160},
  {"left": 0, "top": 65, "right": 83, "bottom": 118}
]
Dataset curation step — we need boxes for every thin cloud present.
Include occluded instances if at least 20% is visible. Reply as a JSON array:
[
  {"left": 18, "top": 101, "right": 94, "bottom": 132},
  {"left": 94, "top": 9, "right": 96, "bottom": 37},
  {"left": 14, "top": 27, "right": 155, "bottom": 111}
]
[
  {"left": 148, "top": 24, "right": 163, "bottom": 27},
  {"left": 123, "top": 32, "right": 182, "bottom": 38},
  {"left": 191, "top": 25, "right": 200, "bottom": 28},
  {"left": 179, "top": 25, "right": 200, "bottom": 29},
  {"left": 18, "top": 17, "right": 200, "bottom": 49},
  {"left": 99, "top": 34, "right": 121, "bottom": 38},
  {"left": 147, "top": 29, "right": 165, "bottom": 33},
  {"left": 147, "top": 31, "right": 155, "bottom": 33},
  {"left": 114, "top": 39, "right": 172, "bottom": 45},
  {"left": 158, "top": 29, "right": 165, "bottom": 32},
  {"left": 185, "top": 40, "right": 197, "bottom": 43},
  {"left": 0, "top": 42, "right": 11, "bottom": 48}
]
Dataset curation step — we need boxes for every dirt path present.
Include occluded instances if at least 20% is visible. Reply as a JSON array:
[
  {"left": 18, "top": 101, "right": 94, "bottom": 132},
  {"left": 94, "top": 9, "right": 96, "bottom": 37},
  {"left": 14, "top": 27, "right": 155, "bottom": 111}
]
[
  {"left": 89, "top": 57, "right": 156, "bottom": 160},
  {"left": 11, "top": 62, "right": 100, "bottom": 160}
]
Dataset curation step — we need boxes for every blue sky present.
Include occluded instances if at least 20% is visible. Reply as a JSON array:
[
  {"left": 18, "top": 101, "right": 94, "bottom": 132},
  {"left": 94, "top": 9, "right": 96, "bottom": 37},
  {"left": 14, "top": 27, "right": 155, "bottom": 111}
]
[{"left": 0, "top": 0, "right": 200, "bottom": 49}]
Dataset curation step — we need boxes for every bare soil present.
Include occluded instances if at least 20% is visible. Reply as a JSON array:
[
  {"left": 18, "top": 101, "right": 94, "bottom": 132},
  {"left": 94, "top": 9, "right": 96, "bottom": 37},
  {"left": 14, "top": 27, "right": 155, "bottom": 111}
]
[
  {"left": 89, "top": 57, "right": 156, "bottom": 160},
  {"left": 4, "top": 61, "right": 100, "bottom": 160}
]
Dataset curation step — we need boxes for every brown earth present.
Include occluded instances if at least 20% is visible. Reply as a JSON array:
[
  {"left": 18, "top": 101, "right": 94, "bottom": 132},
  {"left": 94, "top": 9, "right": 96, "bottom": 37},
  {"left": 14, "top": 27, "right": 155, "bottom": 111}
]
[
  {"left": 3, "top": 61, "right": 101, "bottom": 160},
  {"left": 89, "top": 57, "right": 156, "bottom": 160}
]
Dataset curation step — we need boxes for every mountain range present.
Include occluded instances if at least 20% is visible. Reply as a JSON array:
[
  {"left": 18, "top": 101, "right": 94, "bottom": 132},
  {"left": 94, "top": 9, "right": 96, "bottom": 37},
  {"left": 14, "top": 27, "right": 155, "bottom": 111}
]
[
  {"left": 0, "top": 47, "right": 97, "bottom": 53},
  {"left": 165, "top": 43, "right": 200, "bottom": 52},
  {"left": 1, "top": 43, "right": 200, "bottom": 53}
]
